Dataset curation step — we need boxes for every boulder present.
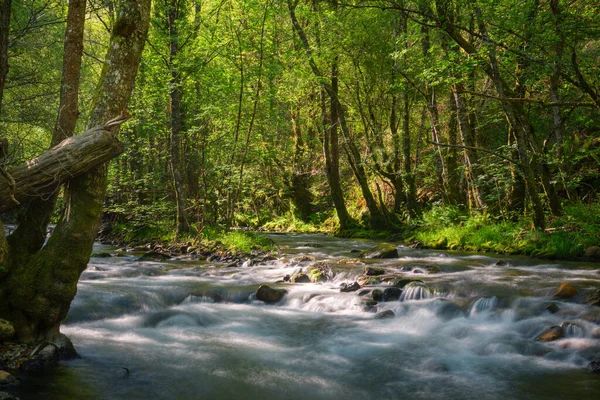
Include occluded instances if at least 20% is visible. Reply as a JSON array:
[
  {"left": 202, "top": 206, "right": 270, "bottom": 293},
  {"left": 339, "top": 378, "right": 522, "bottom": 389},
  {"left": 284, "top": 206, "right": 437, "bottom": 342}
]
[
  {"left": 382, "top": 287, "right": 402, "bottom": 302},
  {"left": 0, "top": 371, "right": 19, "bottom": 388},
  {"left": 584, "top": 246, "right": 600, "bottom": 260},
  {"left": 340, "top": 282, "right": 360, "bottom": 293},
  {"left": 307, "top": 262, "right": 333, "bottom": 283},
  {"left": 54, "top": 333, "right": 78, "bottom": 360},
  {"left": 552, "top": 283, "right": 578, "bottom": 299},
  {"left": 358, "top": 276, "right": 382, "bottom": 286},
  {"left": 364, "top": 266, "right": 385, "bottom": 276},
  {"left": 374, "top": 310, "right": 395, "bottom": 319},
  {"left": 290, "top": 273, "right": 311, "bottom": 283},
  {"left": 20, "top": 344, "right": 59, "bottom": 372},
  {"left": 371, "top": 289, "right": 383, "bottom": 302},
  {"left": 255, "top": 285, "right": 286, "bottom": 304},
  {"left": 0, "top": 320, "right": 15, "bottom": 341},
  {"left": 589, "top": 360, "right": 600, "bottom": 374},
  {"left": 535, "top": 326, "right": 563, "bottom": 342},
  {"left": 359, "top": 244, "right": 398, "bottom": 259}
]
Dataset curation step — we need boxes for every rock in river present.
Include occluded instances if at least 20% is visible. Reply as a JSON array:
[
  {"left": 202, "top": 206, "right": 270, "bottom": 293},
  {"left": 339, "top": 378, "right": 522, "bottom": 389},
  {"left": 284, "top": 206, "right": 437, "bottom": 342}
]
[
  {"left": 375, "top": 310, "right": 395, "bottom": 319},
  {"left": 589, "top": 360, "right": 600, "bottom": 374},
  {"left": 340, "top": 282, "right": 360, "bottom": 293},
  {"left": 364, "top": 266, "right": 385, "bottom": 276},
  {"left": 552, "top": 283, "right": 578, "bottom": 299},
  {"left": 256, "top": 285, "right": 286, "bottom": 304},
  {"left": 359, "top": 244, "right": 398, "bottom": 259},
  {"left": 535, "top": 326, "right": 563, "bottom": 342},
  {"left": 382, "top": 287, "right": 402, "bottom": 302}
]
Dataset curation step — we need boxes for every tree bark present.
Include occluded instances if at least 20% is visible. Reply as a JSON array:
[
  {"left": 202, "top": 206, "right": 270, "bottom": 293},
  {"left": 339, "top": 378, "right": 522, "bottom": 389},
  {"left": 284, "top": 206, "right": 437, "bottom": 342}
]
[
  {"left": 1, "top": 0, "right": 151, "bottom": 343},
  {"left": 9, "top": 0, "right": 87, "bottom": 257},
  {"left": 168, "top": 1, "right": 191, "bottom": 235},
  {"left": 0, "top": 124, "right": 124, "bottom": 214},
  {"left": 0, "top": 0, "right": 10, "bottom": 112}
]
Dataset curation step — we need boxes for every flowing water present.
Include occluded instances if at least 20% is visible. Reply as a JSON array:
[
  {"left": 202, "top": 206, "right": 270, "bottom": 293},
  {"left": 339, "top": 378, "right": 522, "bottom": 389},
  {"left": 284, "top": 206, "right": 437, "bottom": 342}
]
[{"left": 14, "top": 233, "right": 600, "bottom": 399}]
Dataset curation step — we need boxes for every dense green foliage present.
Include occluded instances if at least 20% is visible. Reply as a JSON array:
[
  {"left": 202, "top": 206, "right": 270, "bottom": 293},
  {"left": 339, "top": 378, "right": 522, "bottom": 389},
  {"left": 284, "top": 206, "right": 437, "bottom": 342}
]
[{"left": 2, "top": 0, "right": 600, "bottom": 258}]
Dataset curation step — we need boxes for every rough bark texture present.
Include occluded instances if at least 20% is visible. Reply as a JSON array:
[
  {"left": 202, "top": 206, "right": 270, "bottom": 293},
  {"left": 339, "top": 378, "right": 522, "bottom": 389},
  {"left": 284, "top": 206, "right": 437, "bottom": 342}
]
[
  {"left": 0, "top": 0, "right": 10, "bottom": 112},
  {"left": 0, "top": 126, "right": 124, "bottom": 213},
  {"left": 9, "top": 0, "right": 87, "bottom": 257},
  {"left": 168, "top": 0, "right": 191, "bottom": 235},
  {"left": 1, "top": 0, "right": 151, "bottom": 343}
]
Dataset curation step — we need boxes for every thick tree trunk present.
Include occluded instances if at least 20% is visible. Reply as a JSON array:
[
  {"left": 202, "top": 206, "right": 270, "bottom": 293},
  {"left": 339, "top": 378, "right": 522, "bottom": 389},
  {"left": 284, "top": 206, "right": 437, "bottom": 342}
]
[
  {"left": 9, "top": 0, "right": 87, "bottom": 257},
  {"left": 0, "top": 0, "right": 10, "bottom": 112},
  {"left": 168, "top": 2, "right": 191, "bottom": 235},
  {"left": 1, "top": 0, "right": 151, "bottom": 343}
]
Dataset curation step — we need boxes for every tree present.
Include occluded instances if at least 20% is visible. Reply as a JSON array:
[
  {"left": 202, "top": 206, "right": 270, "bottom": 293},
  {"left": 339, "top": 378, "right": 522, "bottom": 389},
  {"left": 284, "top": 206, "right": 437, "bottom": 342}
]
[{"left": 0, "top": 0, "right": 151, "bottom": 343}]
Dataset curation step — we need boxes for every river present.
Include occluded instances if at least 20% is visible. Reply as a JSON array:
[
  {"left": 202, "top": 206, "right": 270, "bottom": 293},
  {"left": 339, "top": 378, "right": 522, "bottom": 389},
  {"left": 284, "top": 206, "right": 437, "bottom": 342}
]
[{"left": 14, "top": 233, "right": 600, "bottom": 399}]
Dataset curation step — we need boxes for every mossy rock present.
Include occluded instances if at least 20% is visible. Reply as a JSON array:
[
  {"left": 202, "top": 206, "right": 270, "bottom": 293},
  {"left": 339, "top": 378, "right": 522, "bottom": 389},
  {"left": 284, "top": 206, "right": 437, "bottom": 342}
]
[
  {"left": 291, "top": 273, "right": 311, "bottom": 283},
  {"left": 359, "top": 275, "right": 382, "bottom": 286},
  {"left": 392, "top": 278, "right": 424, "bottom": 288},
  {"left": 0, "top": 320, "right": 15, "bottom": 341},
  {"left": 359, "top": 244, "right": 398, "bottom": 259},
  {"left": 307, "top": 262, "right": 333, "bottom": 283}
]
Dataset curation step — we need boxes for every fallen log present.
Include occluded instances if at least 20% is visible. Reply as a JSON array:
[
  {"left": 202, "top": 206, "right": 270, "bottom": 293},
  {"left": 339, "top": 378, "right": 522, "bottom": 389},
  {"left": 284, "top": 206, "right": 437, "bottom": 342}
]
[{"left": 0, "top": 119, "right": 126, "bottom": 213}]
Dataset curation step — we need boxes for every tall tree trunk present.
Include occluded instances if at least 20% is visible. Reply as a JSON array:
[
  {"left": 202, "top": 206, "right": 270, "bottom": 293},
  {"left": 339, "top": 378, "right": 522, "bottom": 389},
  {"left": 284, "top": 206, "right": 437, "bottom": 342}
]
[
  {"left": 1, "top": 0, "right": 151, "bottom": 343},
  {"left": 9, "top": 0, "right": 87, "bottom": 259},
  {"left": 402, "top": 97, "right": 419, "bottom": 217},
  {"left": 168, "top": 2, "right": 191, "bottom": 235},
  {"left": 0, "top": 0, "right": 10, "bottom": 112},
  {"left": 288, "top": 0, "right": 353, "bottom": 230},
  {"left": 453, "top": 85, "right": 485, "bottom": 209}
]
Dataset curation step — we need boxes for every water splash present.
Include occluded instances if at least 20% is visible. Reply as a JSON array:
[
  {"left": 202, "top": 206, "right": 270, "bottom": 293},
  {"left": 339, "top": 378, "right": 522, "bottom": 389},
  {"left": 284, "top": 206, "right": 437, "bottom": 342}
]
[
  {"left": 468, "top": 296, "right": 499, "bottom": 317},
  {"left": 400, "top": 281, "right": 433, "bottom": 301}
]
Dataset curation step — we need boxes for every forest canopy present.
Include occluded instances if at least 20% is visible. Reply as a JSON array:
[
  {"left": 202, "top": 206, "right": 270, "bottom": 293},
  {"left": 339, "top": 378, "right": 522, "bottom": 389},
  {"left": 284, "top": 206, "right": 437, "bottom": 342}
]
[{"left": 1, "top": 0, "right": 599, "bottom": 252}]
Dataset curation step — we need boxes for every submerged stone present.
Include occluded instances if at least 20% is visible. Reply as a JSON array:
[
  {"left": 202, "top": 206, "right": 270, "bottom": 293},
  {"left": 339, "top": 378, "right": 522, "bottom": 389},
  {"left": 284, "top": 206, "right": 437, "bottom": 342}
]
[
  {"left": 359, "top": 244, "right": 398, "bottom": 259},
  {"left": 374, "top": 310, "right": 395, "bottom": 319},
  {"left": 553, "top": 283, "right": 578, "bottom": 299},
  {"left": 382, "top": 287, "right": 402, "bottom": 302},
  {"left": 340, "top": 282, "right": 360, "bottom": 293},
  {"left": 392, "top": 278, "right": 424, "bottom": 288},
  {"left": 256, "top": 285, "right": 286, "bottom": 304},
  {"left": 535, "top": 326, "right": 563, "bottom": 342},
  {"left": 586, "top": 289, "right": 600, "bottom": 306},
  {"left": 364, "top": 266, "right": 385, "bottom": 276},
  {"left": 544, "top": 302, "right": 560, "bottom": 314}
]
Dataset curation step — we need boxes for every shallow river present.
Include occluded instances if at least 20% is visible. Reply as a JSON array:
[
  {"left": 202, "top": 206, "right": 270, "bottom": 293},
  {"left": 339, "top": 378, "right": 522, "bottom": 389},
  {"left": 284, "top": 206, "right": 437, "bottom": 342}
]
[{"left": 15, "top": 234, "right": 600, "bottom": 399}]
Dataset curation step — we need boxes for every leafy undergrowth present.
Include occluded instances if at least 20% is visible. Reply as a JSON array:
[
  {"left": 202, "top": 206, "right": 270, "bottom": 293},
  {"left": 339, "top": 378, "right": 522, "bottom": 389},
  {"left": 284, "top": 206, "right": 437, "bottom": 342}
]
[
  {"left": 409, "top": 202, "right": 600, "bottom": 259},
  {"left": 103, "top": 222, "right": 275, "bottom": 254}
]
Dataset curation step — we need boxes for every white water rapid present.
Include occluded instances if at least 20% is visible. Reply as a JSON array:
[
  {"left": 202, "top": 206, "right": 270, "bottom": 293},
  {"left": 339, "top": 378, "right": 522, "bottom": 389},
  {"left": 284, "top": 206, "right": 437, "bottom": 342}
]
[{"left": 15, "top": 233, "right": 600, "bottom": 399}]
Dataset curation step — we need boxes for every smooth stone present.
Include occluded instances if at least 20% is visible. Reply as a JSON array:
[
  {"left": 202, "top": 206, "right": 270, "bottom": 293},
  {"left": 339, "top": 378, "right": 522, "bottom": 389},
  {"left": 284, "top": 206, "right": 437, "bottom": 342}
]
[
  {"left": 553, "top": 283, "right": 578, "bottom": 299},
  {"left": 290, "top": 273, "right": 311, "bottom": 283},
  {"left": 340, "top": 282, "right": 360, "bottom": 293},
  {"left": 374, "top": 310, "right": 395, "bottom": 319},
  {"left": 544, "top": 302, "right": 560, "bottom": 314},
  {"left": 382, "top": 287, "right": 402, "bottom": 302},
  {"left": 372, "top": 289, "right": 383, "bottom": 302},
  {"left": 535, "top": 326, "right": 563, "bottom": 342},
  {"left": 255, "top": 285, "right": 286, "bottom": 304},
  {"left": 364, "top": 266, "right": 385, "bottom": 276}
]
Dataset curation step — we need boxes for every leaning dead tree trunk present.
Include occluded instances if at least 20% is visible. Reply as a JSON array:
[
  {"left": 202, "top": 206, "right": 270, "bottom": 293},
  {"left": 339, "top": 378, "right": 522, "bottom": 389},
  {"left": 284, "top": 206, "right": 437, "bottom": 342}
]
[
  {"left": 0, "top": 122, "right": 125, "bottom": 213},
  {"left": 1, "top": 0, "right": 151, "bottom": 344}
]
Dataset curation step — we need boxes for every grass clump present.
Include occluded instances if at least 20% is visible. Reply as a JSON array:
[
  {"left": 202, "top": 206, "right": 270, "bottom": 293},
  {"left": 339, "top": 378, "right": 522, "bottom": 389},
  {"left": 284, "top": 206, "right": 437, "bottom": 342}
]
[
  {"left": 409, "top": 203, "right": 600, "bottom": 259},
  {"left": 200, "top": 228, "right": 276, "bottom": 253}
]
